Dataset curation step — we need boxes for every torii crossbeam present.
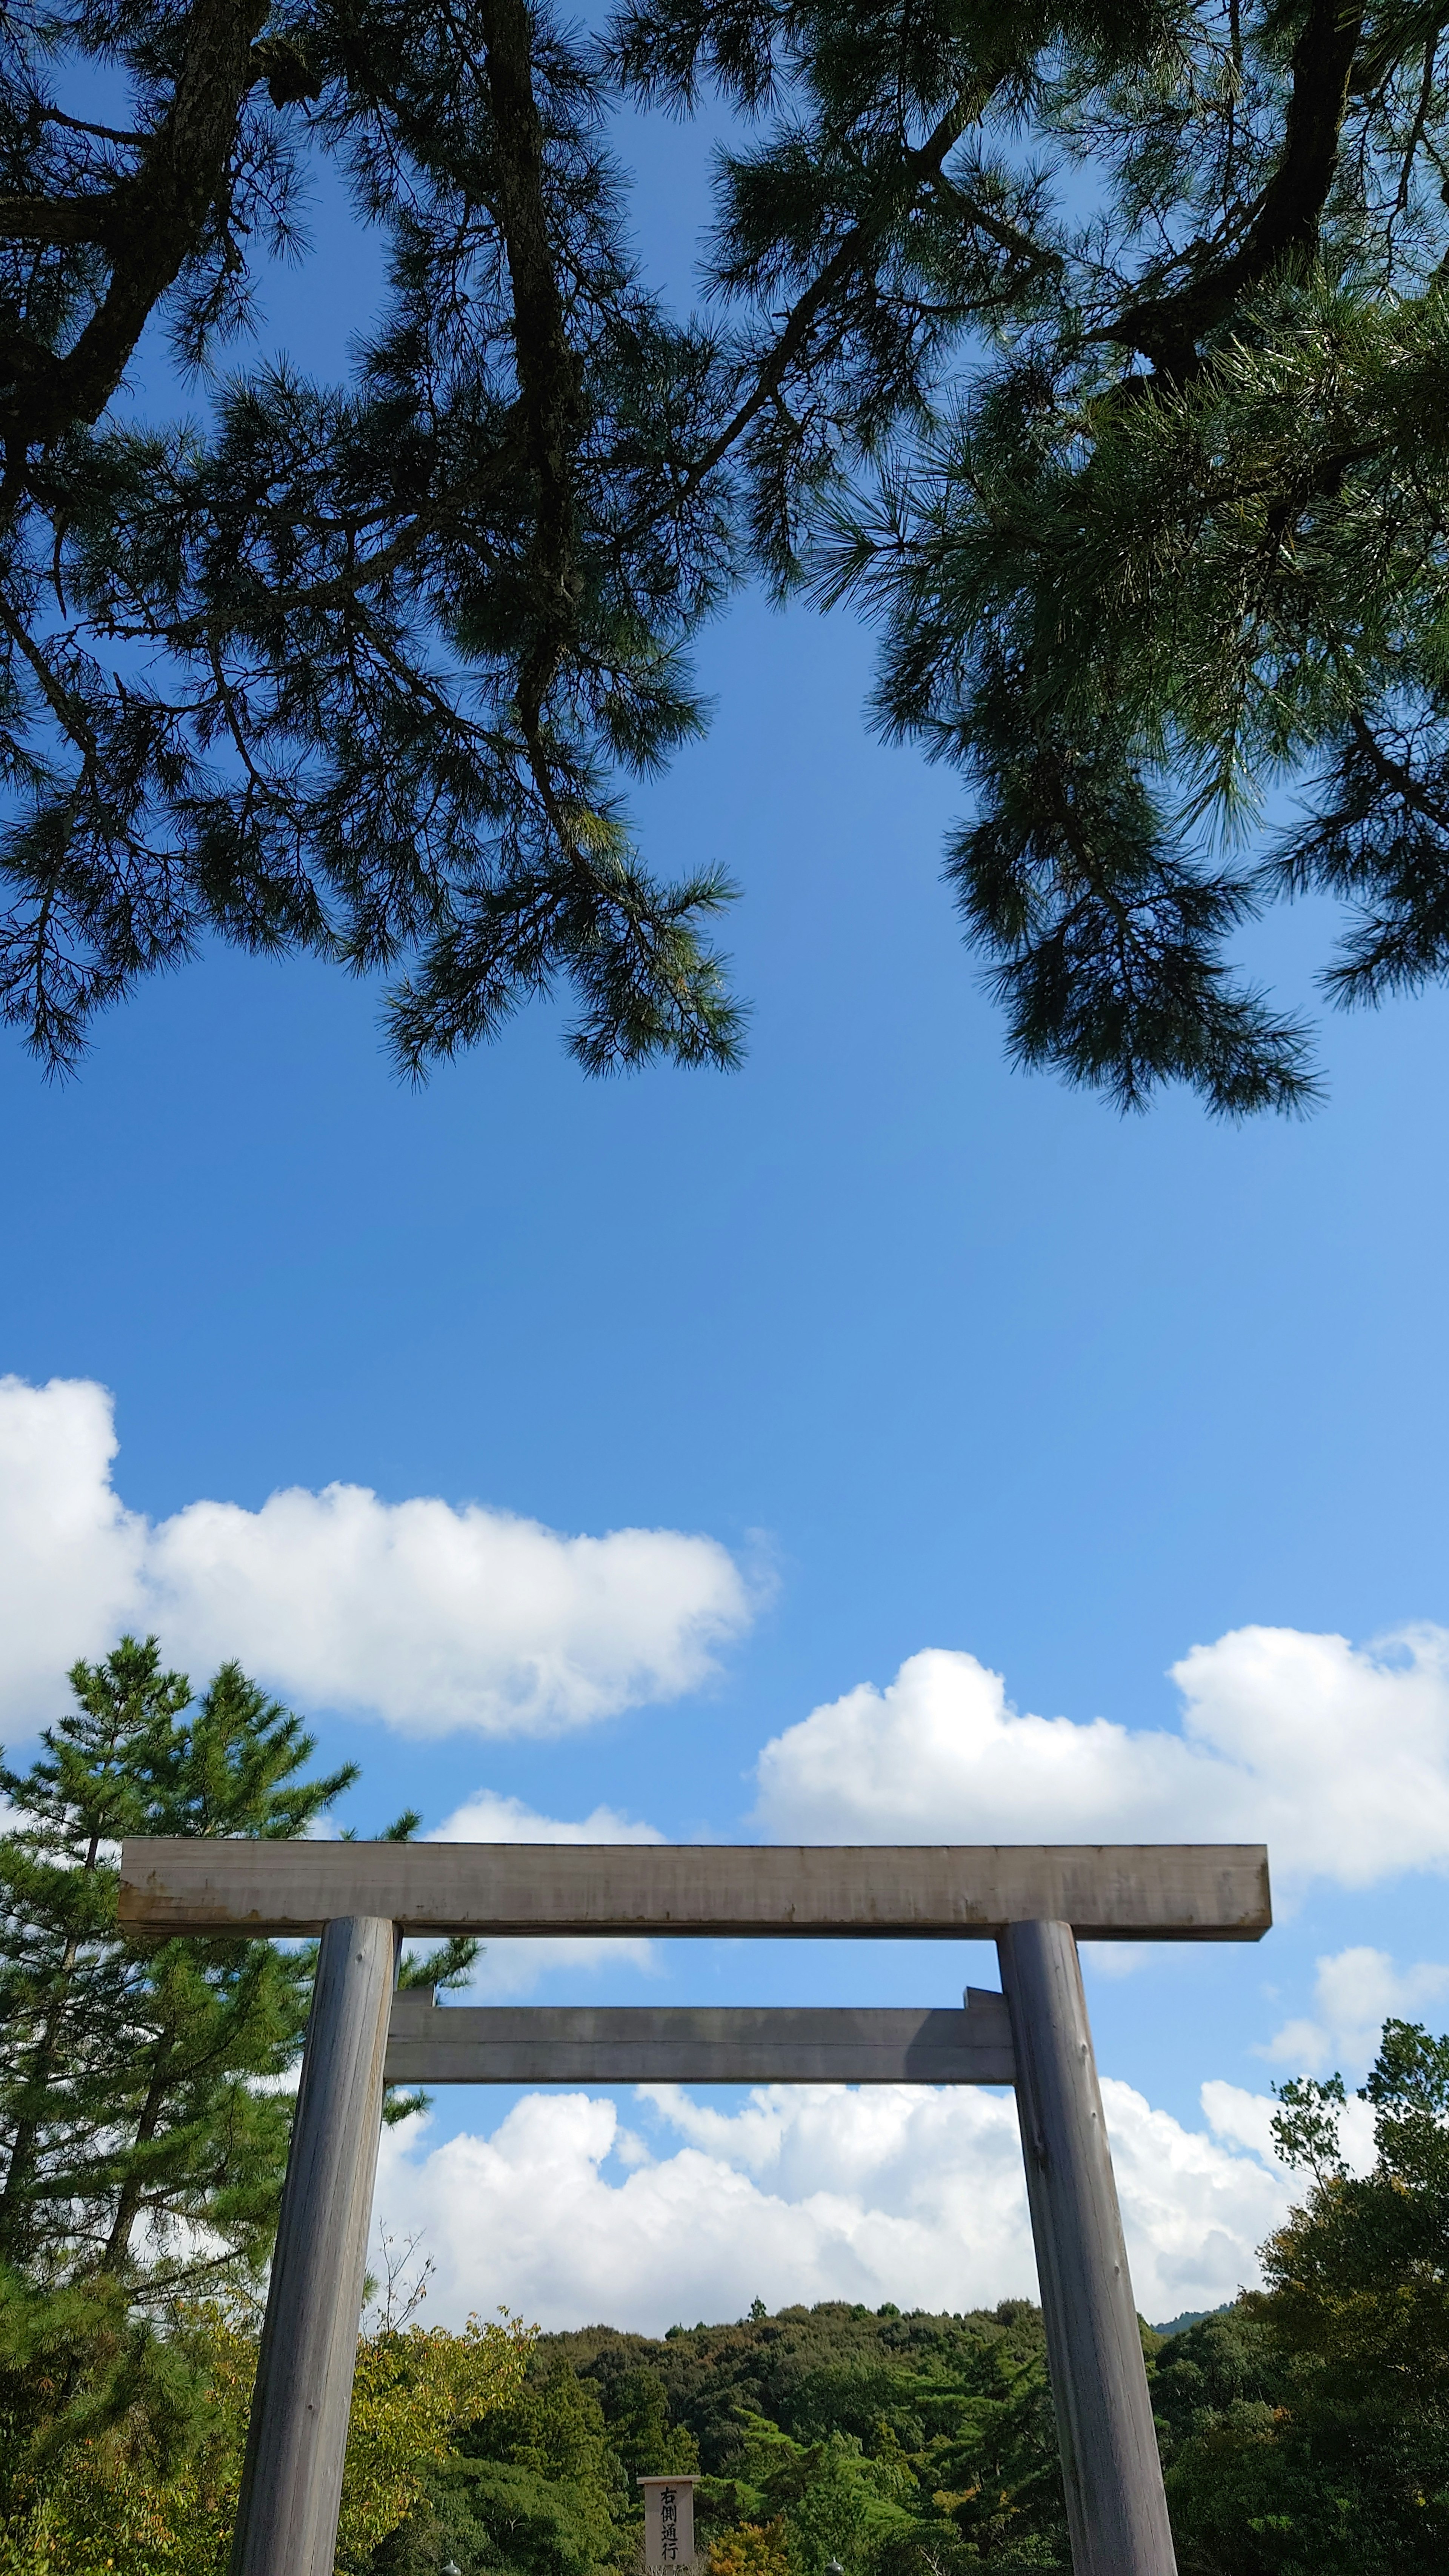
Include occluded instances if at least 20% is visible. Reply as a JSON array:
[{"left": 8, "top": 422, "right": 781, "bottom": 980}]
[{"left": 119, "top": 1839, "right": 1271, "bottom": 2576}]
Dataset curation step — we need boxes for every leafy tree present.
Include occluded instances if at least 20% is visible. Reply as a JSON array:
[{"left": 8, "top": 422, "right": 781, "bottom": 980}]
[
  {"left": 1161, "top": 2018, "right": 1449, "bottom": 2572},
  {"left": 620, "top": 0, "right": 1449, "bottom": 1113},
  {"left": 606, "top": 2361, "right": 700, "bottom": 2481},
  {"left": 701, "top": 2407, "right": 920, "bottom": 2575},
  {"left": 375, "top": 2356, "right": 632, "bottom": 2576},
  {"left": 338, "top": 2313, "right": 538, "bottom": 2574},
  {"left": 11, "top": 0, "right": 1449, "bottom": 1110},
  {"left": 1151, "top": 2302, "right": 1280, "bottom": 2469},
  {"left": 0, "top": 2300, "right": 532, "bottom": 2576},
  {"left": 707, "top": 2523, "right": 791, "bottom": 2576},
  {"left": 465, "top": 2302, "right": 1070, "bottom": 2571}
]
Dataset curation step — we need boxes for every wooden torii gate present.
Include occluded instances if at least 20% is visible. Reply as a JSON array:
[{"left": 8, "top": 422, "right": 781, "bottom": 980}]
[{"left": 118, "top": 1839, "right": 1271, "bottom": 2576}]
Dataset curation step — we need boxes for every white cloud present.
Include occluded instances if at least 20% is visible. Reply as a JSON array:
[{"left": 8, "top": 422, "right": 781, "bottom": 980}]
[
  {"left": 1256, "top": 1945, "right": 1449, "bottom": 2076},
  {"left": 446, "top": 1936, "right": 663, "bottom": 2001},
  {"left": 374, "top": 2075, "right": 1293, "bottom": 2336},
  {"left": 1080, "top": 1943, "right": 1151, "bottom": 1980},
  {"left": 1201, "top": 2079, "right": 1286, "bottom": 2166},
  {"left": 1202, "top": 2076, "right": 1377, "bottom": 2175},
  {"left": 0, "top": 1376, "right": 149, "bottom": 1729},
  {"left": 429, "top": 1789, "right": 663, "bottom": 1845},
  {"left": 0, "top": 1375, "right": 753, "bottom": 1739},
  {"left": 424, "top": 1790, "right": 665, "bottom": 1995},
  {"left": 753, "top": 1631, "right": 1449, "bottom": 1890}
]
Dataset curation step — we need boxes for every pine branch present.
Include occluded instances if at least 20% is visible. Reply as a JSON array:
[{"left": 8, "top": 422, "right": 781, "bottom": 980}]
[
  {"left": 478, "top": 0, "right": 585, "bottom": 755},
  {"left": 677, "top": 91, "right": 993, "bottom": 502},
  {"left": 0, "top": 0, "right": 280, "bottom": 454},
  {"left": 1107, "top": 0, "right": 1365, "bottom": 376}
]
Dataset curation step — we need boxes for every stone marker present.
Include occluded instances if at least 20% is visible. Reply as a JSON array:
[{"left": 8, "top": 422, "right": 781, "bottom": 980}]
[{"left": 639, "top": 2474, "right": 697, "bottom": 2572}]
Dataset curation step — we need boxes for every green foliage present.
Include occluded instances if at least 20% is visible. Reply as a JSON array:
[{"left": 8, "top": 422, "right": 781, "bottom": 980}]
[
  {"left": 375, "top": 2356, "right": 632, "bottom": 2576},
  {"left": 708, "top": 2406, "right": 918, "bottom": 2573},
  {"left": 11, "top": 2, "right": 1449, "bottom": 1103},
  {"left": 0, "top": 1638, "right": 357, "bottom": 2298},
  {"left": 415, "top": 2300, "right": 1072, "bottom": 2574},
  {"left": 340, "top": 2314, "right": 539, "bottom": 2574},
  {"left": 605, "top": 2363, "right": 700, "bottom": 2481},
  {"left": 0, "top": 2301, "right": 532, "bottom": 2576},
  {"left": 0, "top": 1633, "right": 507, "bottom": 2564},
  {"left": 783, "top": 5, "right": 1449, "bottom": 1110},
  {"left": 0, "top": 1636, "right": 477, "bottom": 2498},
  {"left": 1161, "top": 2018, "right": 1449, "bottom": 2571},
  {"left": 0, "top": 0, "right": 744, "bottom": 1083},
  {"left": 707, "top": 2526, "right": 790, "bottom": 2576}
]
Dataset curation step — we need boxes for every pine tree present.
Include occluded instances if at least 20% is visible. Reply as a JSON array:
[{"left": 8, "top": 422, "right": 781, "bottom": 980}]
[
  {"left": 0, "top": 1637, "right": 360, "bottom": 2289},
  {"left": 0, "top": 1635, "right": 478, "bottom": 2492},
  {"left": 626, "top": 0, "right": 1449, "bottom": 1111},
  {"left": 7, "top": 3, "right": 1449, "bottom": 1108},
  {"left": 0, "top": 0, "right": 744, "bottom": 1084}
]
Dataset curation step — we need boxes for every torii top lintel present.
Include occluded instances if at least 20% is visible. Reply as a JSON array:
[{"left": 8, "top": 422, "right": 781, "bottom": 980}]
[{"left": 117, "top": 1839, "right": 1271, "bottom": 1941}]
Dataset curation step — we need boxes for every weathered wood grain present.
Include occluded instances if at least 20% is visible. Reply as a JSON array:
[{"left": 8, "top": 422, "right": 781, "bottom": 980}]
[
  {"left": 382, "top": 1992, "right": 1016, "bottom": 2085},
  {"left": 999, "top": 1919, "right": 1178, "bottom": 2576},
  {"left": 118, "top": 1840, "right": 1271, "bottom": 1939},
  {"left": 229, "top": 1916, "right": 398, "bottom": 2576}
]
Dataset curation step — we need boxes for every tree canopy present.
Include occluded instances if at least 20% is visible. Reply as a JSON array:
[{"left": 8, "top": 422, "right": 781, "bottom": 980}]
[
  {"left": 1158, "top": 2018, "right": 1449, "bottom": 2571},
  {"left": 9, "top": 0, "right": 1449, "bottom": 1108},
  {"left": 376, "top": 2298, "right": 1072, "bottom": 2576}
]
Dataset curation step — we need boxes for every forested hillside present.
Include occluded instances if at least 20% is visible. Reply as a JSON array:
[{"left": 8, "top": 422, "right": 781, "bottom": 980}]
[
  {"left": 374, "top": 2022, "right": 1449, "bottom": 2576},
  {"left": 372, "top": 2298, "right": 1071, "bottom": 2575},
  {"left": 375, "top": 2196, "right": 1449, "bottom": 2576}
]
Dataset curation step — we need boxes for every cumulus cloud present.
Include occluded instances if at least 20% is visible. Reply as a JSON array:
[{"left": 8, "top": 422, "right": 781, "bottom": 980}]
[
  {"left": 753, "top": 1632, "right": 1449, "bottom": 1890},
  {"left": 445, "top": 1937, "right": 663, "bottom": 2001},
  {"left": 1200, "top": 2079, "right": 1286, "bottom": 2167},
  {"left": 425, "top": 1789, "right": 664, "bottom": 1996},
  {"left": 1256, "top": 1945, "right": 1449, "bottom": 2077},
  {"left": 0, "top": 1375, "right": 752, "bottom": 1739},
  {"left": 0, "top": 1376, "right": 149, "bottom": 1728},
  {"left": 429, "top": 1789, "right": 663, "bottom": 1846},
  {"left": 1200, "top": 2076, "right": 1375, "bottom": 2179},
  {"left": 374, "top": 2075, "right": 1294, "bottom": 2335}
]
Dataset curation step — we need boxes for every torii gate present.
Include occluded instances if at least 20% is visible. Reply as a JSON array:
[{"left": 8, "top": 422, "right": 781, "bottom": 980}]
[{"left": 118, "top": 1839, "right": 1271, "bottom": 2576}]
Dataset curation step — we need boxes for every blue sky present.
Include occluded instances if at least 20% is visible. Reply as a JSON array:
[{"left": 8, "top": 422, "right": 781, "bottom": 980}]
[{"left": 3, "top": 77, "right": 1449, "bottom": 2334}]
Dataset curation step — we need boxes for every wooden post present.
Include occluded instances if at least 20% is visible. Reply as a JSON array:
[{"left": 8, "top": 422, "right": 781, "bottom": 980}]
[
  {"left": 119, "top": 1837, "right": 1272, "bottom": 1942},
  {"left": 229, "top": 1915, "right": 398, "bottom": 2576},
  {"left": 997, "top": 1920, "right": 1177, "bottom": 2576}
]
